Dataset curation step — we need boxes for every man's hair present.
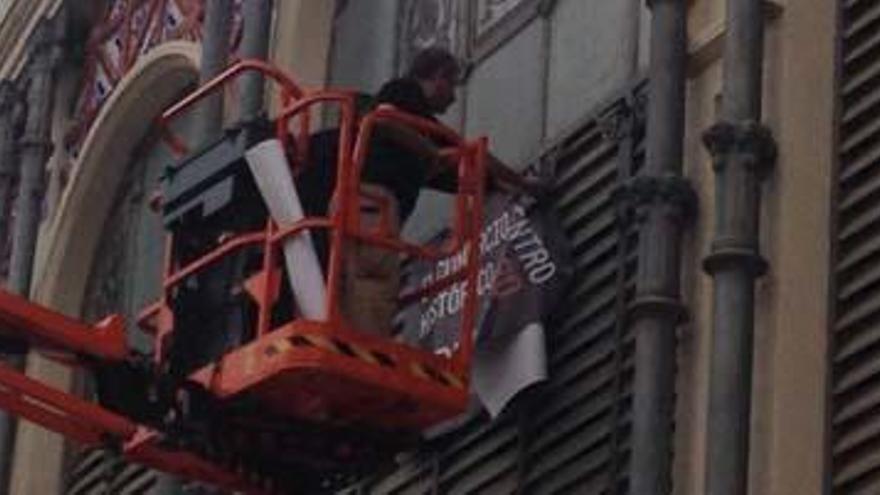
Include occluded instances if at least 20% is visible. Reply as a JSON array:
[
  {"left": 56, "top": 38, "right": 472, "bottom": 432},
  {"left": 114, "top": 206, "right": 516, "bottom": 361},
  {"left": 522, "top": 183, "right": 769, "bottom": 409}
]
[{"left": 406, "top": 47, "right": 460, "bottom": 80}]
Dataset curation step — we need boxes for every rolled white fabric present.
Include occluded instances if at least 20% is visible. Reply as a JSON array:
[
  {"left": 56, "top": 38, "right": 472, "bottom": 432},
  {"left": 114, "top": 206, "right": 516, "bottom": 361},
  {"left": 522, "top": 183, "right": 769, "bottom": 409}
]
[{"left": 245, "top": 139, "right": 327, "bottom": 320}]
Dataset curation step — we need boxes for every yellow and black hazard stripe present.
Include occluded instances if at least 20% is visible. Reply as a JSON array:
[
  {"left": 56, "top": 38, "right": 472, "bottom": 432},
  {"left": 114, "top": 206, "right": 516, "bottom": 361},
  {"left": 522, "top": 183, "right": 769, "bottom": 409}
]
[
  {"left": 263, "top": 333, "right": 466, "bottom": 390},
  {"left": 410, "top": 362, "right": 465, "bottom": 390},
  {"left": 264, "top": 333, "right": 395, "bottom": 367}
]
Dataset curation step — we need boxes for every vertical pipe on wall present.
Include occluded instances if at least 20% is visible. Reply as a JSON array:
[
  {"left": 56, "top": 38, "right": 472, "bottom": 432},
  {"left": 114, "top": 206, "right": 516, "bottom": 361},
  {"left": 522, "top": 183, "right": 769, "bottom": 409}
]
[
  {"left": 191, "top": 0, "right": 232, "bottom": 145},
  {"left": 626, "top": 0, "right": 695, "bottom": 494},
  {"left": 240, "top": 0, "right": 274, "bottom": 124},
  {"left": 623, "top": 0, "right": 644, "bottom": 81},
  {"left": 702, "top": 1, "right": 776, "bottom": 495},
  {"left": 720, "top": 0, "right": 765, "bottom": 122},
  {"left": 155, "top": 3, "right": 234, "bottom": 493}
]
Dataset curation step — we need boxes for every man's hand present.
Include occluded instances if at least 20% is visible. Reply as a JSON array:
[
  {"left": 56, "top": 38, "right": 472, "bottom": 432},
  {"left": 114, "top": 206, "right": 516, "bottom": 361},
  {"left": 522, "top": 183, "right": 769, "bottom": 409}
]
[{"left": 486, "top": 154, "right": 554, "bottom": 200}]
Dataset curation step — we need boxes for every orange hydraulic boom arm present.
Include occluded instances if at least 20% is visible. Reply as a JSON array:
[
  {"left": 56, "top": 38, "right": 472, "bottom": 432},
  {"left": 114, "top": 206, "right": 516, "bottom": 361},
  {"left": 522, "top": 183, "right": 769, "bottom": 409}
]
[{"left": 0, "top": 290, "right": 279, "bottom": 493}]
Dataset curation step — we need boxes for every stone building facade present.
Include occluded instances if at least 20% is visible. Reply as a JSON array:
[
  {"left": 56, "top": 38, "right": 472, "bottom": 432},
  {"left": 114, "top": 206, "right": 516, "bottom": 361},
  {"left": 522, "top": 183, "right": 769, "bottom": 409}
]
[{"left": 0, "top": 1, "right": 847, "bottom": 494}]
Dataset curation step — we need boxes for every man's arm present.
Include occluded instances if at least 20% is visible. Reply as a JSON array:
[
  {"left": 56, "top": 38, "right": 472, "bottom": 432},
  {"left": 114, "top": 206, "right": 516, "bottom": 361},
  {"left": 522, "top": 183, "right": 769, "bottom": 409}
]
[
  {"left": 483, "top": 153, "right": 550, "bottom": 197},
  {"left": 374, "top": 119, "right": 550, "bottom": 196},
  {"left": 373, "top": 120, "right": 441, "bottom": 166}
]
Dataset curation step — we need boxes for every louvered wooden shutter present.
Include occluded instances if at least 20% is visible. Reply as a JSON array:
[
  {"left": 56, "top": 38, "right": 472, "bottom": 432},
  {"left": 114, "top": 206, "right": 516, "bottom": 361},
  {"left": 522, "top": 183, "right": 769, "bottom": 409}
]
[
  {"left": 831, "top": 1, "right": 880, "bottom": 492},
  {"left": 360, "top": 92, "right": 642, "bottom": 495}
]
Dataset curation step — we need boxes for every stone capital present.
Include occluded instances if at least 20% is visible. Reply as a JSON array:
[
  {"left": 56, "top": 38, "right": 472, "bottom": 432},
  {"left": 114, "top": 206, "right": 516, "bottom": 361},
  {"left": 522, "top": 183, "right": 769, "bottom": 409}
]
[
  {"left": 702, "top": 120, "right": 777, "bottom": 178},
  {"left": 614, "top": 174, "right": 698, "bottom": 225}
]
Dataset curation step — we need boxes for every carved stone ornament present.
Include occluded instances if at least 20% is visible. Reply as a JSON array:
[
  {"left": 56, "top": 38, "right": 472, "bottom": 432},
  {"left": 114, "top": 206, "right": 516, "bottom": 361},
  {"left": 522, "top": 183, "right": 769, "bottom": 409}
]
[{"left": 66, "top": 0, "right": 244, "bottom": 157}]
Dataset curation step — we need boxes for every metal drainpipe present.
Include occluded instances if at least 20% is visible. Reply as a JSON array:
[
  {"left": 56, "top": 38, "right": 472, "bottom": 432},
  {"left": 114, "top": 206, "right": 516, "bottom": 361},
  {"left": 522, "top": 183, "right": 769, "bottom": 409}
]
[
  {"left": 626, "top": 1, "right": 695, "bottom": 494},
  {"left": 623, "top": 0, "right": 643, "bottom": 80},
  {"left": 239, "top": 0, "right": 273, "bottom": 125},
  {"left": 156, "top": 5, "right": 273, "bottom": 493},
  {"left": 0, "top": 19, "right": 62, "bottom": 494},
  {"left": 192, "top": 0, "right": 233, "bottom": 144},
  {"left": 702, "top": 0, "right": 776, "bottom": 494},
  {"left": 153, "top": 3, "right": 234, "bottom": 494}
]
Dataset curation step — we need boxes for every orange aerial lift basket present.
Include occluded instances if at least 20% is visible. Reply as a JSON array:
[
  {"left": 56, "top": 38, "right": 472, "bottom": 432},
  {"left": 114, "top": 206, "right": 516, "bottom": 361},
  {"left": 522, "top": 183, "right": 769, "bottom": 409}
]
[{"left": 0, "top": 60, "right": 487, "bottom": 494}]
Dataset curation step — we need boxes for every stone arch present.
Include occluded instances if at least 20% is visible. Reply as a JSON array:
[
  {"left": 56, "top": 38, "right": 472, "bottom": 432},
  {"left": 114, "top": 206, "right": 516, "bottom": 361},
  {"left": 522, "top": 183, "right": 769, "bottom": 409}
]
[
  {"left": 35, "top": 41, "right": 199, "bottom": 314},
  {"left": 9, "top": 40, "right": 200, "bottom": 495}
]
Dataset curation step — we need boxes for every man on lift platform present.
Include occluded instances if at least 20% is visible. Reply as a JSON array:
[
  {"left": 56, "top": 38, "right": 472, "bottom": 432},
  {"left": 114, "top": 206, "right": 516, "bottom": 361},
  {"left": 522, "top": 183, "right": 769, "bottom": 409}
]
[
  {"left": 297, "top": 46, "right": 546, "bottom": 335},
  {"left": 0, "top": 48, "right": 556, "bottom": 494}
]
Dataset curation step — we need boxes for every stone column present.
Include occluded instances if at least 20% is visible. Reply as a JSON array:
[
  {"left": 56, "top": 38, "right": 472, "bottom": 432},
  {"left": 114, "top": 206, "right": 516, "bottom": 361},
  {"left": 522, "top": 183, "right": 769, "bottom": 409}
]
[
  {"left": 8, "top": 24, "right": 60, "bottom": 298},
  {"left": 0, "top": 19, "right": 61, "bottom": 495},
  {"left": 240, "top": 0, "right": 273, "bottom": 124},
  {"left": 191, "top": 0, "right": 233, "bottom": 145},
  {"left": 0, "top": 82, "right": 20, "bottom": 269}
]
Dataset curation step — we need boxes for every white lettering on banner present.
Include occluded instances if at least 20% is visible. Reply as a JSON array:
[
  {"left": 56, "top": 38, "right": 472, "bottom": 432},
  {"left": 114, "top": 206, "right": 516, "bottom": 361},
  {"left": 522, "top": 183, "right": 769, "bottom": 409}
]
[{"left": 417, "top": 202, "right": 558, "bottom": 340}]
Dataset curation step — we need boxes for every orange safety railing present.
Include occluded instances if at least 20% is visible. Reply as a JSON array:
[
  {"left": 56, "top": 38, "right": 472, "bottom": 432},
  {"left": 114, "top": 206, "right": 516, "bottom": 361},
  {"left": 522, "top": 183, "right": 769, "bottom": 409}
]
[
  {"left": 157, "top": 58, "right": 308, "bottom": 158},
  {"left": 151, "top": 59, "right": 486, "bottom": 377}
]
